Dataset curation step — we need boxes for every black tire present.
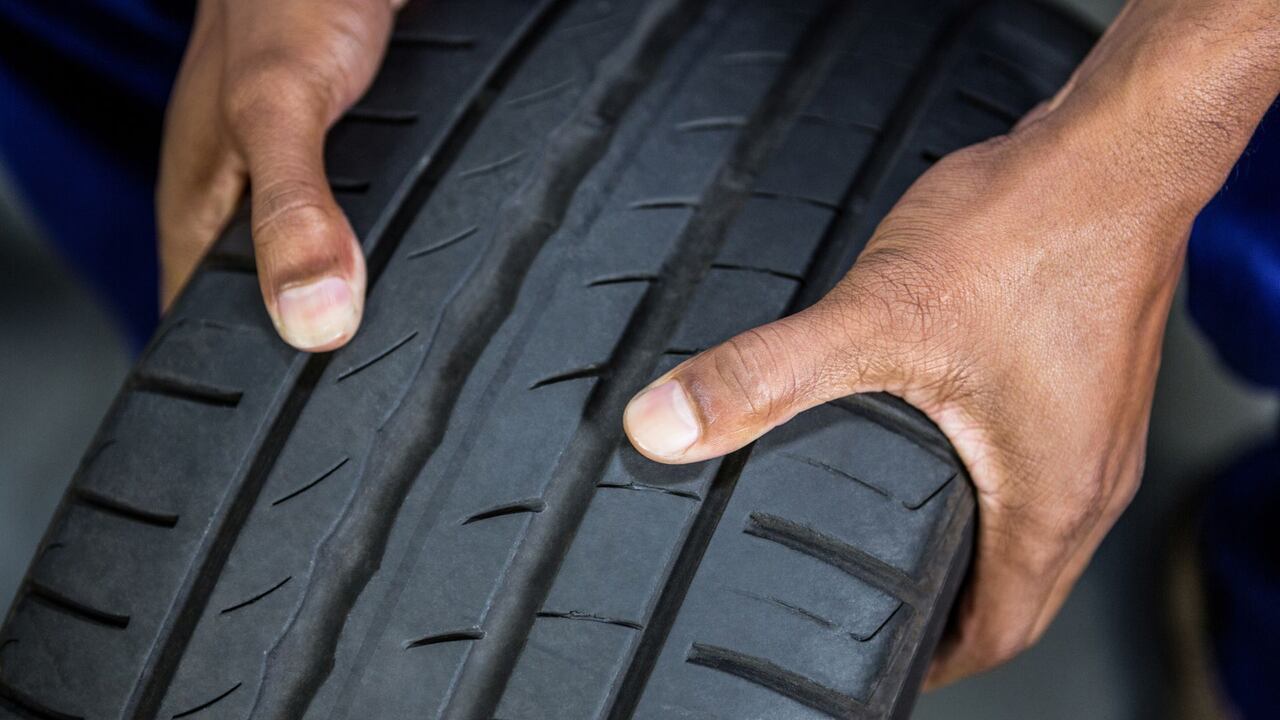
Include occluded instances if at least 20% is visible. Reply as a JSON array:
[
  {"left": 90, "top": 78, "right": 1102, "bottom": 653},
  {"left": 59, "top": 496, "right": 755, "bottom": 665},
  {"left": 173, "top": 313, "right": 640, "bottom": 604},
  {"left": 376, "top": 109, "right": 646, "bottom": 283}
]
[{"left": 0, "top": 1, "right": 1093, "bottom": 718}]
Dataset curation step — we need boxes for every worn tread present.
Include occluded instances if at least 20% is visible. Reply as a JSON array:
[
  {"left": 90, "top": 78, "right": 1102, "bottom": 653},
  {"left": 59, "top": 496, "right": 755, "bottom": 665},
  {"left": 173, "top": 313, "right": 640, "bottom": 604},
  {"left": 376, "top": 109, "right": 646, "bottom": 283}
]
[{"left": 0, "top": 1, "right": 1094, "bottom": 719}]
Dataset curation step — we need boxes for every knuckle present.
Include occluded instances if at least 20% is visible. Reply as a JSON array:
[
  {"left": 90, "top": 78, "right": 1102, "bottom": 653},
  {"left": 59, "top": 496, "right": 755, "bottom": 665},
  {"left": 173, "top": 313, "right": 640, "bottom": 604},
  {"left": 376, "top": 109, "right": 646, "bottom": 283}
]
[
  {"left": 851, "top": 247, "right": 958, "bottom": 344},
  {"left": 251, "top": 180, "right": 334, "bottom": 246},
  {"left": 709, "top": 327, "right": 797, "bottom": 422},
  {"left": 223, "top": 55, "right": 334, "bottom": 131}
]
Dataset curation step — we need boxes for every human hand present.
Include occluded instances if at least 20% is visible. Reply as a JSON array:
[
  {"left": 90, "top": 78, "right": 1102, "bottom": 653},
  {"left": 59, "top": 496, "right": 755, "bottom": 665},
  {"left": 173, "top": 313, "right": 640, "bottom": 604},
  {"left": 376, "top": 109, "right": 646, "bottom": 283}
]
[
  {"left": 623, "top": 0, "right": 1280, "bottom": 686},
  {"left": 158, "top": 0, "right": 403, "bottom": 350}
]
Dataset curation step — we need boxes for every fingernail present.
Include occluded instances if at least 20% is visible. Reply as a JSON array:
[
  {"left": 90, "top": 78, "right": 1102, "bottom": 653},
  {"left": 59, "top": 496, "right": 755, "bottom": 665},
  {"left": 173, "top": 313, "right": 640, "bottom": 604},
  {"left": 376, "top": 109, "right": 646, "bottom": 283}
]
[
  {"left": 624, "top": 380, "right": 700, "bottom": 460},
  {"left": 274, "top": 277, "right": 358, "bottom": 350}
]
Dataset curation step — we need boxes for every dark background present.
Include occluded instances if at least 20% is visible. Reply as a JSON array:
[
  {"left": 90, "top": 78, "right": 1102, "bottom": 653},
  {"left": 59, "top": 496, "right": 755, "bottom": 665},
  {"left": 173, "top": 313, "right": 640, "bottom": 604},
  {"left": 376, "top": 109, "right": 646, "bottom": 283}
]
[{"left": 2, "top": 0, "right": 1275, "bottom": 717}]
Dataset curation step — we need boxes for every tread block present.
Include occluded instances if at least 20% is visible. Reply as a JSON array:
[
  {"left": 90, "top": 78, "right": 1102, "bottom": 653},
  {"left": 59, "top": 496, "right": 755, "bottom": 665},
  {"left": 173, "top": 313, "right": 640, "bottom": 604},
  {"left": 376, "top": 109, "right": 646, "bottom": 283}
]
[
  {"left": 668, "top": 267, "right": 799, "bottom": 352},
  {"left": 29, "top": 504, "right": 193, "bottom": 630},
  {"left": 715, "top": 196, "right": 834, "bottom": 279},
  {"left": 497, "top": 618, "right": 636, "bottom": 720},
  {"left": 752, "top": 119, "right": 876, "bottom": 207},
  {"left": 138, "top": 318, "right": 290, "bottom": 394},
  {"left": 542, "top": 487, "right": 697, "bottom": 625},
  {"left": 1, "top": 1, "right": 1096, "bottom": 718},
  {"left": 0, "top": 600, "right": 140, "bottom": 719}
]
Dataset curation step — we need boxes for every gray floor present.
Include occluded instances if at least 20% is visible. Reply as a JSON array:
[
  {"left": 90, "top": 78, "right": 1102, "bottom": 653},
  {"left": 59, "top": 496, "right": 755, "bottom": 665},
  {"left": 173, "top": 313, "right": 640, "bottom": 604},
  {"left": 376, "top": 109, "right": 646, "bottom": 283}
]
[{"left": 1, "top": 0, "right": 1276, "bottom": 716}]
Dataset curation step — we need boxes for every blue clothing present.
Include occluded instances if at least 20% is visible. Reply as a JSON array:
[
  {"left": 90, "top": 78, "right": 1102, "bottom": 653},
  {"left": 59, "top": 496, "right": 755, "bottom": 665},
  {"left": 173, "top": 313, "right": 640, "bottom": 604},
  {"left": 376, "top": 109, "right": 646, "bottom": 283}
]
[
  {"left": 1, "top": 3, "right": 1278, "bottom": 715},
  {"left": 1190, "top": 102, "right": 1280, "bottom": 389},
  {"left": 0, "top": 0, "right": 191, "bottom": 348}
]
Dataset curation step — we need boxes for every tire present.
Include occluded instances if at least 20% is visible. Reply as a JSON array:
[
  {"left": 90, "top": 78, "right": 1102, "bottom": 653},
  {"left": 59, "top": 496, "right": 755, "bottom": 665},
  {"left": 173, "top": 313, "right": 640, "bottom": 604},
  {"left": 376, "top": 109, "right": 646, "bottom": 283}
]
[{"left": 0, "top": 1, "right": 1093, "bottom": 718}]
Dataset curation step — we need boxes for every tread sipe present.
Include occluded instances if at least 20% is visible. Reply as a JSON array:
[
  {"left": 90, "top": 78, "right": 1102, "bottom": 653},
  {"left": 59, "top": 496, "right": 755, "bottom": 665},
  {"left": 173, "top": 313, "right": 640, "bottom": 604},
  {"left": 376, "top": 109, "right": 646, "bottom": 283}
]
[{"left": 0, "top": 1, "right": 1093, "bottom": 718}]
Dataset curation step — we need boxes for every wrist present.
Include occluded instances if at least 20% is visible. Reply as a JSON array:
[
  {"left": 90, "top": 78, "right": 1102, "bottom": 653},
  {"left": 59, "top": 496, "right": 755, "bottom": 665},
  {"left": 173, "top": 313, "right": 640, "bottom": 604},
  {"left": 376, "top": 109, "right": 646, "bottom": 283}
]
[{"left": 1031, "top": 0, "right": 1280, "bottom": 223}]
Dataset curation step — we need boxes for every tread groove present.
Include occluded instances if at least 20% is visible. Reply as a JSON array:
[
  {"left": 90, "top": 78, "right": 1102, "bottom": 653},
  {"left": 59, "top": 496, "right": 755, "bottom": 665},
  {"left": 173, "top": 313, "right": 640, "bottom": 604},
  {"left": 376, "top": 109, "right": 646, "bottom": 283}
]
[
  {"left": 220, "top": 576, "right": 292, "bottom": 615},
  {"left": 709, "top": 262, "right": 803, "bottom": 283},
  {"left": 404, "top": 628, "right": 485, "bottom": 649},
  {"left": 586, "top": 273, "right": 659, "bottom": 288},
  {"left": 535, "top": 610, "right": 643, "bottom": 630},
  {"left": 743, "top": 513, "right": 923, "bottom": 608},
  {"left": 328, "top": 176, "right": 371, "bottom": 193},
  {"left": 528, "top": 364, "right": 608, "bottom": 390},
  {"left": 131, "top": 374, "right": 244, "bottom": 408},
  {"left": 270, "top": 457, "right": 351, "bottom": 507},
  {"left": 406, "top": 225, "right": 480, "bottom": 259},
  {"left": 956, "top": 87, "right": 1021, "bottom": 123},
  {"left": 727, "top": 588, "right": 838, "bottom": 630},
  {"left": 344, "top": 107, "right": 420, "bottom": 124},
  {"left": 627, "top": 196, "right": 702, "bottom": 210},
  {"left": 675, "top": 116, "right": 748, "bottom": 132},
  {"left": 0, "top": 681, "right": 83, "bottom": 720},
  {"left": 336, "top": 331, "right": 419, "bottom": 381},
  {"left": 750, "top": 189, "right": 841, "bottom": 211},
  {"left": 72, "top": 487, "right": 180, "bottom": 528},
  {"left": 778, "top": 451, "right": 890, "bottom": 498},
  {"left": 462, "top": 499, "right": 547, "bottom": 525},
  {"left": 850, "top": 602, "right": 902, "bottom": 643},
  {"left": 506, "top": 78, "right": 578, "bottom": 108},
  {"left": 26, "top": 581, "right": 131, "bottom": 630},
  {"left": 171, "top": 683, "right": 241, "bottom": 720},
  {"left": 390, "top": 32, "right": 479, "bottom": 49},
  {"left": 685, "top": 643, "right": 869, "bottom": 719},
  {"left": 457, "top": 150, "right": 529, "bottom": 179},
  {"left": 596, "top": 481, "right": 701, "bottom": 501}
]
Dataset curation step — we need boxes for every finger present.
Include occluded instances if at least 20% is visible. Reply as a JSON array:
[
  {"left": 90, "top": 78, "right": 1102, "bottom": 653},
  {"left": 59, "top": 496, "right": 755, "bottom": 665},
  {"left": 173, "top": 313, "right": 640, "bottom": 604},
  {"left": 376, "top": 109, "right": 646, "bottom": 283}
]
[
  {"left": 622, "top": 283, "right": 920, "bottom": 464},
  {"left": 156, "top": 5, "right": 245, "bottom": 308},
  {"left": 226, "top": 69, "right": 366, "bottom": 352}
]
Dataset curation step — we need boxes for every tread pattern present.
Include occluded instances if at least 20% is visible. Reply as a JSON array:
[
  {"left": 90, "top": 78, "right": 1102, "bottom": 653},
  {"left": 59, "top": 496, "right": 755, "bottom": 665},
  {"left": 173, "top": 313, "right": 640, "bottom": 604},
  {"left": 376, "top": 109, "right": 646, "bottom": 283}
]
[{"left": 0, "top": 2, "right": 1094, "bottom": 719}]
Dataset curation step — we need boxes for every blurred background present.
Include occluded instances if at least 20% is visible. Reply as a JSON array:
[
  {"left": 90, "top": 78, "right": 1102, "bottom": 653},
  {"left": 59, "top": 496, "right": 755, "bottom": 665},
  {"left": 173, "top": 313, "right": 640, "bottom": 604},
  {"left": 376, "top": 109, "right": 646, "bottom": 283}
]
[{"left": 1, "top": 0, "right": 1276, "bottom": 718}]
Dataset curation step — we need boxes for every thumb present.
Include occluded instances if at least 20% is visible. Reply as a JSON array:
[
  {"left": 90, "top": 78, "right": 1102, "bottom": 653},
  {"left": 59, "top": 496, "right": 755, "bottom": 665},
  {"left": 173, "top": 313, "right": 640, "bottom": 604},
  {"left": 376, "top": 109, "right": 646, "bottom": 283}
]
[
  {"left": 231, "top": 73, "right": 366, "bottom": 352},
  {"left": 624, "top": 297, "right": 899, "bottom": 464}
]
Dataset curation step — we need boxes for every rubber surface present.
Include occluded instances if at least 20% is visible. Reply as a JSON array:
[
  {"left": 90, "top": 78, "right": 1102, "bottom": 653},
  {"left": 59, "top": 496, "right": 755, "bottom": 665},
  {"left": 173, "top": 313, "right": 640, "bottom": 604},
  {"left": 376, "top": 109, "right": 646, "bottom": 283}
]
[{"left": 0, "top": 1, "right": 1093, "bottom": 718}]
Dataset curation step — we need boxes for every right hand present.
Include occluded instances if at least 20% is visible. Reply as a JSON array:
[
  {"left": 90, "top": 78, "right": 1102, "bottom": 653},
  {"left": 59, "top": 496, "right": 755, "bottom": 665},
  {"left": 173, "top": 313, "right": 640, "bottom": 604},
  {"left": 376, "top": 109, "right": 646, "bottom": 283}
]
[{"left": 157, "top": 0, "right": 404, "bottom": 351}]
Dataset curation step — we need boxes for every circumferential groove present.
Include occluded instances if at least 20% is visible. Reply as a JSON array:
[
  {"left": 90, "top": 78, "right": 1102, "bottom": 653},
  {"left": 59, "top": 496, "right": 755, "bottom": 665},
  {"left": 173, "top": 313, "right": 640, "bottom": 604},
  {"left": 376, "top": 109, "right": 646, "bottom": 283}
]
[
  {"left": 26, "top": 582, "right": 130, "bottom": 630},
  {"left": 171, "top": 683, "right": 242, "bottom": 720},
  {"left": 73, "top": 487, "right": 180, "bottom": 528},
  {"left": 404, "top": 628, "right": 485, "bottom": 649},
  {"left": 686, "top": 643, "right": 867, "bottom": 719},
  {"left": 462, "top": 499, "right": 547, "bottom": 526}
]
